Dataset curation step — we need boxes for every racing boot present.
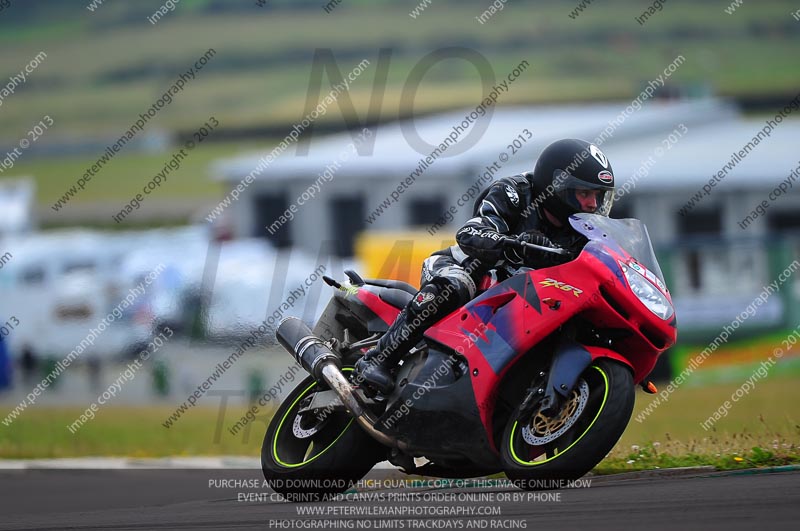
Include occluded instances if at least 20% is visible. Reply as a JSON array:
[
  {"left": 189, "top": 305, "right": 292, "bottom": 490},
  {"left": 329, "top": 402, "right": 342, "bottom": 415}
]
[{"left": 354, "top": 309, "right": 419, "bottom": 394}]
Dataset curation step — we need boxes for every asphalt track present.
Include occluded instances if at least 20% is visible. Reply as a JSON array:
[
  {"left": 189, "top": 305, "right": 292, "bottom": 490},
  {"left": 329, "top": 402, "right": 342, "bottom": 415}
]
[{"left": 0, "top": 468, "right": 797, "bottom": 530}]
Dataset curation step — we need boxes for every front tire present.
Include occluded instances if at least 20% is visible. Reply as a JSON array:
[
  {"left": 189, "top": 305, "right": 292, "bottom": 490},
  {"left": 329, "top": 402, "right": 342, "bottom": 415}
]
[
  {"left": 500, "top": 359, "right": 634, "bottom": 485},
  {"left": 261, "top": 369, "right": 385, "bottom": 501}
]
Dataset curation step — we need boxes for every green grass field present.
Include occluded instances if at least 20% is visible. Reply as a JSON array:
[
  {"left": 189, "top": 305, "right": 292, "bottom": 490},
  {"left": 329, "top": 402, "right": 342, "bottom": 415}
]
[
  {"left": 0, "top": 404, "right": 270, "bottom": 459},
  {"left": 3, "top": 0, "right": 799, "bottom": 214},
  {"left": 2, "top": 372, "right": 797, "bottom": 473},
  {"left": 1, "top": 0, "right": 798, "bottom": 138},
  {"left": 7, "top": 140, "right": 266, "bottom": 210},
  {"left": 606, "top": 375, "right": 799, "bottom": 472}
]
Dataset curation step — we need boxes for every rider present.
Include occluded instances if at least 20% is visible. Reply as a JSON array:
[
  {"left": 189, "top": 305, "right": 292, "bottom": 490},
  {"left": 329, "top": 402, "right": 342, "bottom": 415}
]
[{"left": 355, "top": 138, "right": 616, "bottom": 393}]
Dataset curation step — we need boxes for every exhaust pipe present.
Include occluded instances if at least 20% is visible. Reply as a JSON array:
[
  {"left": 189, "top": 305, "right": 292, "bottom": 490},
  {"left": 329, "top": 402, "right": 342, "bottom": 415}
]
[
  {"left": 276, "top": 317, "right": 398, "bottom": 448},
  {"left": 275, "top": 317, "right": 341, "bottom": 382}
]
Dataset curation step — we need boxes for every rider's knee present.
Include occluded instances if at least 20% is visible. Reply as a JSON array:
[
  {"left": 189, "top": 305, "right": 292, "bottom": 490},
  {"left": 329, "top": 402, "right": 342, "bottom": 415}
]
[{"left": 434, "top": 267, "right": 476, "bottom": 301}]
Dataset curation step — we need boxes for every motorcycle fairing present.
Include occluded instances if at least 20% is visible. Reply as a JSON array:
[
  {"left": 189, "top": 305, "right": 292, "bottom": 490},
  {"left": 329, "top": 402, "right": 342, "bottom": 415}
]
[
  {"left": 350, "top": 213, "right": 676, "bottom": 451},
  {"left": 423, "top": 235, "right": 675, "bottom": 439},
  {"left": 423, "top": 257, "right": 601, "bottom": 438},
  {"left": 375, "top": 348, "right": 501, "bottom": 470},
  {"left": 326, "top": 285, "right": 402, "bottom": 334}
]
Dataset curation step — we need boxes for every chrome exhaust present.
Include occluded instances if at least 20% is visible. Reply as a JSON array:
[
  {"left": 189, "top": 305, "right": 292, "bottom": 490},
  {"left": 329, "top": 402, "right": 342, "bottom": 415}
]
[{"left": 276, "top": 317, "right": 398, "bottom": 448}]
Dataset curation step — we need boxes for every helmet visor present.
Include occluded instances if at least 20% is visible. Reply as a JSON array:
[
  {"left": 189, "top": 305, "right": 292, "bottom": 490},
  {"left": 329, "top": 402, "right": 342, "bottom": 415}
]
[{"left": 552, "top": 170, "right": 615, "bottom": 217}]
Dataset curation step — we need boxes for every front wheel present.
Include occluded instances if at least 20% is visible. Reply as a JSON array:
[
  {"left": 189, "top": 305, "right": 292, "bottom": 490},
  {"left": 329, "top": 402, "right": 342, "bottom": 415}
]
[
  {"left": 500, "top": 359, "right": 634, "bottom": 485},
  {"left": 261, "top": 369, "right": 386, "bottom": 501}
]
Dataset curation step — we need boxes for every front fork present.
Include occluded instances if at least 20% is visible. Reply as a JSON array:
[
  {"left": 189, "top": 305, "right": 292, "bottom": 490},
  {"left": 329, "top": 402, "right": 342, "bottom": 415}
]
[{"left": 517, "top": 332, "right": 593, "bottom": 422}]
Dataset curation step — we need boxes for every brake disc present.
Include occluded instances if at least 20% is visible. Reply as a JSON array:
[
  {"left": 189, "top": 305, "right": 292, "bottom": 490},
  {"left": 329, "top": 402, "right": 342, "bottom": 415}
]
[
  {"left": 522, "top": 379, "right": 590, "bottom": 446},
  {"left": 291, "top": 396, "right": 331, "bottom": 439},
  {"left": 291, "top": 412, "right": 329, "bottom": 439}
]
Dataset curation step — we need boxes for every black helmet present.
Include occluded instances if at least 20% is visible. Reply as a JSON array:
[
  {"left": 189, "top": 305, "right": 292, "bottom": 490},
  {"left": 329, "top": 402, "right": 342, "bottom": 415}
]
[{"left": 530, "top": 139, "right": 615, "bottom": 224}]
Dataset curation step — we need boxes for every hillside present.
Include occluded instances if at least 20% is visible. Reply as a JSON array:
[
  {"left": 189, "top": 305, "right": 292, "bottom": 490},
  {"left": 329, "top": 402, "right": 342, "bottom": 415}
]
[{"left": 1, "top": 0, "right": 798, "bottom": 140}]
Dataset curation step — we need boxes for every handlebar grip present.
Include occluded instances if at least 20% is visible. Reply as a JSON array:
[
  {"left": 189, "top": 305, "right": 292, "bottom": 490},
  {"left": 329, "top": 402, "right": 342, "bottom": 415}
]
[{"left": 501, "top": 237, "right": 524, "bottom": 250}]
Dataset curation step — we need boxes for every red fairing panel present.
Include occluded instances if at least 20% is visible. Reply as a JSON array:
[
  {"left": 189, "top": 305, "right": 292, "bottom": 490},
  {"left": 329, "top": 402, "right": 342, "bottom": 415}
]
[{"left": 357, "top": 289, "right": 401, "bottom": 326}]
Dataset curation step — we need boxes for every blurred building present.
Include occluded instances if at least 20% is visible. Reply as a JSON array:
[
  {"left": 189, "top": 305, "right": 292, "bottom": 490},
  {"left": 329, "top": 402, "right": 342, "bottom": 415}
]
[
  {"left": 0, "top": 178, "right": 36, "bottom": 237},
  {"left": 213, "top": 98, "right": 800, "bottom": 336}
]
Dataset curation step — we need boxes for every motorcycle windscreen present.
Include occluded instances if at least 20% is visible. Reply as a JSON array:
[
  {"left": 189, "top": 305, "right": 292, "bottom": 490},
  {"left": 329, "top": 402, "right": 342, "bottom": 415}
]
[{"left": 569, "top": 213, "right": 666, "bottom": 285}]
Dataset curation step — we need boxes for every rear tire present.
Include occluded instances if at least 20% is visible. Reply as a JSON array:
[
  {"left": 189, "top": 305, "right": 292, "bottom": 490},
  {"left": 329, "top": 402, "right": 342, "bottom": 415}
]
[
  {"left": 261, "top": 369, "right": 386, "bottom": 501},
  {"left": 500, "top": 359, "right": 634, "bottom": 486}
]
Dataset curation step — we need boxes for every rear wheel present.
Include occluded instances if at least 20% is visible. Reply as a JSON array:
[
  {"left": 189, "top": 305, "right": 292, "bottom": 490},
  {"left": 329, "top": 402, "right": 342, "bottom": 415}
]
[
  {"left": 500, "top": 359, "right": 634, "bottom": 485},
  {"left": 261, "top": 368, "right": 385, "bottom": 501}
]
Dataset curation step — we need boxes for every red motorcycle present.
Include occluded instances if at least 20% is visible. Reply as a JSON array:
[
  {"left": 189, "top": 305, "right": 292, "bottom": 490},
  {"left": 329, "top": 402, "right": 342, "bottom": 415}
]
[{"left": 262, "top": 213, "right": 677, "bottom": 497}]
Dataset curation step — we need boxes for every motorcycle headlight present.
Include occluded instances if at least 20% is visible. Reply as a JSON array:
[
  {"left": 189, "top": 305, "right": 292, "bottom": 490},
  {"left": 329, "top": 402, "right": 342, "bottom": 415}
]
[{"left": 623, "top": 265, "right": 674, "bottom": 320}]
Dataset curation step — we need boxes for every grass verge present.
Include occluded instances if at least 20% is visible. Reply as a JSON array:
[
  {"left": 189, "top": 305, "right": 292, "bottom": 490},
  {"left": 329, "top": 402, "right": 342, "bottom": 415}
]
[
  {"left": 598, "top": 373, "right": 799, "bottom": 473},
  {"left": 1, "top": 371, "right": 797, "bottom": 473}
]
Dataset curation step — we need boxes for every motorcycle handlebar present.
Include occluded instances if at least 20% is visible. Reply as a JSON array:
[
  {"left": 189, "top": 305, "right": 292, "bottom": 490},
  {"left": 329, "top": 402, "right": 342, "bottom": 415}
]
[{"left": 501, "top": 237, "right": 572, "bottom": 256}]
